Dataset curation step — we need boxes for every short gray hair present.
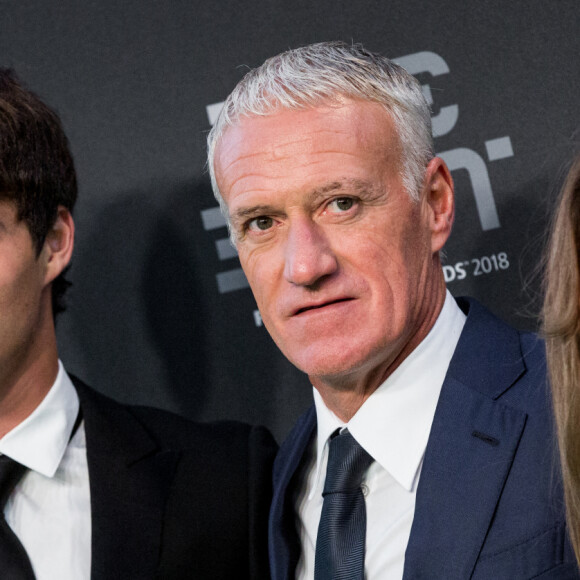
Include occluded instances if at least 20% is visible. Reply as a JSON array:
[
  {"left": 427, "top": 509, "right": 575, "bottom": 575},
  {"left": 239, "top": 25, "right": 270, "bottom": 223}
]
[{"left": 208, "top": 41, "right": 434, "bottom": 221}]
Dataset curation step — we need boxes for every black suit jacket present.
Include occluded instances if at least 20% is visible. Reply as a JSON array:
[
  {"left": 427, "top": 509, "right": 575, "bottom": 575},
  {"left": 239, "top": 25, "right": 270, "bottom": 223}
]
[{"left": 73, "top": 378, "right": 276, "bottom": 580}]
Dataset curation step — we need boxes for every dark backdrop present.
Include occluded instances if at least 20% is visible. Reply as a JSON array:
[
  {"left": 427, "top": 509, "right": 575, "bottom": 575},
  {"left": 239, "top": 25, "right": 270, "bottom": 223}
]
[{"left": 1, "top": 0, "right": 579, "bottom": 441}]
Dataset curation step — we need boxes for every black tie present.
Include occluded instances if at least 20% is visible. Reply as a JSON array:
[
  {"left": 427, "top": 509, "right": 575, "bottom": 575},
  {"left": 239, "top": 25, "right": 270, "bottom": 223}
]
[
  {"left": 314, "top": 429, "right": 374, "bottom": 580},
  {"left": 0, "top": 455, "right": 35, "bottom": 579}
]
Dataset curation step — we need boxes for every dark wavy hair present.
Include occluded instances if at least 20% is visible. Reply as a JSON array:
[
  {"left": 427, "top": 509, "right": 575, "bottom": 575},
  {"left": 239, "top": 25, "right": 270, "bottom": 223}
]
[{"left": 0, "top": 68, "right": 78, "bottom": 316}]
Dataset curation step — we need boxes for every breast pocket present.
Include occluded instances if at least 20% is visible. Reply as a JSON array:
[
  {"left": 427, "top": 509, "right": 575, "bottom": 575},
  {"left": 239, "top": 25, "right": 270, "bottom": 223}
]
[{"left": 471, "top": 524, "right": 575, "bottom": 580}]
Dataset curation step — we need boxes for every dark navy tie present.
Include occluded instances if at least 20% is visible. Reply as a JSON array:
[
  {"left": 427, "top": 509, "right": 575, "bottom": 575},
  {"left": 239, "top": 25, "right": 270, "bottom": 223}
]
[
  {"left": 314, "top": 429, "right": 374, "bottom": 580},
  {"left": 0, "top": 455, "right": 35, "bottom": 579}
]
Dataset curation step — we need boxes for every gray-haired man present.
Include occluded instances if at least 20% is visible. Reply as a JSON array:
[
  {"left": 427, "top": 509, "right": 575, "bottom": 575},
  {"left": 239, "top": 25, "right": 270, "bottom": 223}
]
[{"left": 209, "top": 42, "right": 577, "bottom": 579}]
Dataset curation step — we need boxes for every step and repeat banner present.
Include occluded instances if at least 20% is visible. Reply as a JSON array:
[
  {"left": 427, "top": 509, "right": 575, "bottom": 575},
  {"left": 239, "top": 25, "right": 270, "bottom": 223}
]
[{"left": 2, "top": 0, "right": 579, "bottom": 440}]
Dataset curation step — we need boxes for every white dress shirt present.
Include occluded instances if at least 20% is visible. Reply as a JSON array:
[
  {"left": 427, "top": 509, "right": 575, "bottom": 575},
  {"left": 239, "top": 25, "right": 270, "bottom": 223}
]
[
  {"left": 0, "top": 361, "right": 91, "bottom": 580},
  {"left": 295, "top": 291, "right": 466, "bottom": 579}
]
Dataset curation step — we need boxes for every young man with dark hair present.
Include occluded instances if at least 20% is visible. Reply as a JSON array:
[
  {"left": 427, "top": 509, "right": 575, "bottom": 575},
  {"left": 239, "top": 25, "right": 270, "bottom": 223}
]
[{"left": 0, "top": 68, "right": 276, "bottom": 580}]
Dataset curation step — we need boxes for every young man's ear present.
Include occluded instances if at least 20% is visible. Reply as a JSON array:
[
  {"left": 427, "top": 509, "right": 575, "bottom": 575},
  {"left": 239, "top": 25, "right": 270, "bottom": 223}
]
[
  {"left": 422, "top": 157, "right": 455, "bottom": 253},
  {"left": 43, "top": 206, "right": 75, "bottom": 285}
]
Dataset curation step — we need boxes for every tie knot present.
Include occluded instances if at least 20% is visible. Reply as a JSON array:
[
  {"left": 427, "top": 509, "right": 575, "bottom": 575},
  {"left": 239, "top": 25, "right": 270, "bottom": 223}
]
[
  {"left": 0, "top": 455, "right": 27, "bottom": 511},
  {"left": 323, "top": 430, "right": 373, "bottom": 495}
]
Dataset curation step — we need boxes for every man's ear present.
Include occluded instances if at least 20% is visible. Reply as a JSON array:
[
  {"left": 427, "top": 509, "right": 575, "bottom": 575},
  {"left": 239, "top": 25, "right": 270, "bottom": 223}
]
[
  {"left": 43, "top": 206, "right": 75, "bottom": 285},
  {"left": 422, "top": 157, "right": 454, "bottom": 254}
]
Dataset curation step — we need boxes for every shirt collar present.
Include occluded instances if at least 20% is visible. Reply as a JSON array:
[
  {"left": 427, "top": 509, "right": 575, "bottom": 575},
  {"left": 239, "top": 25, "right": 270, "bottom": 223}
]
[
  {"left": 0, "top": 361, "right": 79, "bottom": 477},
  {"left": 313, "top": 290, "right": 466, "bottom": 492}
]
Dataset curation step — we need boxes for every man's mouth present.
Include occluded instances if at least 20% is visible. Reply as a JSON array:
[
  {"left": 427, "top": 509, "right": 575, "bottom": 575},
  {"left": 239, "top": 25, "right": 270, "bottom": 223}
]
[{"left": 294, "top": 298, "right": 354, "bottom": 316}]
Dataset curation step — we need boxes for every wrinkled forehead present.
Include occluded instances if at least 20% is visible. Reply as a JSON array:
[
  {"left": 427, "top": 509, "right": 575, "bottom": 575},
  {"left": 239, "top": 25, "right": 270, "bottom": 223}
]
[
  {"left": 214, "top": 98, "right": 398, "bottom": 170},
  {"left": 214, "top": 101, "right": 404, "bottom": 218}
]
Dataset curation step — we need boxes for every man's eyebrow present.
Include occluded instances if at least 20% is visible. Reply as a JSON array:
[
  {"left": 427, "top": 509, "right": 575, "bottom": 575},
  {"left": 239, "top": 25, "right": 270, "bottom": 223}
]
[
  {"left": 230, "top": 205, "right": 278, "bottom": 223},
  {"left": 309, "top": 178, "right": 375, "bottom": 199}
]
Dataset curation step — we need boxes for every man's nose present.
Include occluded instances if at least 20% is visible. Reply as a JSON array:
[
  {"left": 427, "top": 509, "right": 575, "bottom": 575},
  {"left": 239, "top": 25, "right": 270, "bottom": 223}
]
[{"left": 283, "top": 219, "right": 338, "bottom": 287}]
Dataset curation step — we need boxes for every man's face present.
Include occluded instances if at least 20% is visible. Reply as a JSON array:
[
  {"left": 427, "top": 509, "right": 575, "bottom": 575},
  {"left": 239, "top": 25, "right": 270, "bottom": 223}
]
[
  {"left": 0, "top": 201, "right": 51, "bottom": 385},
  {"left": 215, "top": 100, "right": 450, "bottom": 384}
]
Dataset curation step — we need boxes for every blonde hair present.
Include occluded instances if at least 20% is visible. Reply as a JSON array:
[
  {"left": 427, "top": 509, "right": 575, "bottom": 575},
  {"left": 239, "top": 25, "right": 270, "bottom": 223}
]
[{"left": 543, "top": 155, "right": 580, "bottom": 564}]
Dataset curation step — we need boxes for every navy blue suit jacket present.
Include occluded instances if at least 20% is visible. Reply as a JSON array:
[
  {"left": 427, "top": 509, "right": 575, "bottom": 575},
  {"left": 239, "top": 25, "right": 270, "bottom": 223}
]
[{"left": 269, "top": 298, "right": 579, "bottom": 579}]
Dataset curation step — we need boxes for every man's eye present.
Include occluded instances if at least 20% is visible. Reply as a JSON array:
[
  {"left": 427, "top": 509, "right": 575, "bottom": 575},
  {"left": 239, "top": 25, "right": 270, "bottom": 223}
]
[
  {"left": 329, "top": 198, "right": 354, "bottom": 212},
  {"left": 248, "top": 216, "right": 274, "bottom": 231}
]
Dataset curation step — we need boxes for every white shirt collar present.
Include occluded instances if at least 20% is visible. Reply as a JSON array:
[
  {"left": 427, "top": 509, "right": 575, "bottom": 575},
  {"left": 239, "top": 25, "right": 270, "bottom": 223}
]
[
  {"left": 313, "top": 290, "right": 466, "bottom": 493},
  {"left": 0, "top": 360, "right": 80, "bottom": 477}
]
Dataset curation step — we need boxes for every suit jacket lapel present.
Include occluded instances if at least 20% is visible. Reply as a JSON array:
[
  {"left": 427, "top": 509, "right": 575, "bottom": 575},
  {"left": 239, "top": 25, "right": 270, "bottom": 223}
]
[
  {"left": 74, "top": 380, "right": 179, "bottom": 580},
  {"left": 403, "top": 298, "right": 529, "bottom": 579},
  {"left": 270, "top": 407, "right": 316, "bottom": 580},
  {"left": 403, "top": 377, "right": 527, "bottom": 579}
]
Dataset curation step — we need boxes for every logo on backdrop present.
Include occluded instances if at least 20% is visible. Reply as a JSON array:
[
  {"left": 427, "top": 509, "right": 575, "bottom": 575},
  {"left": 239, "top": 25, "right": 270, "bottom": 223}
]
[{"left": 202, "top": 51, "right": 515, "bottom": 325}]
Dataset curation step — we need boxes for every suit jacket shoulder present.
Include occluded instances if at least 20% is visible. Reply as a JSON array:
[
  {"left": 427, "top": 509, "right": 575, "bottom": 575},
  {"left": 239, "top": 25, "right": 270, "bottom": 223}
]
[
  {"left": 403, "top": 297, "right": 578, "bottom": 579},
  {"left": 73, "top": 378, "right": 277, "bottom": 580}
]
